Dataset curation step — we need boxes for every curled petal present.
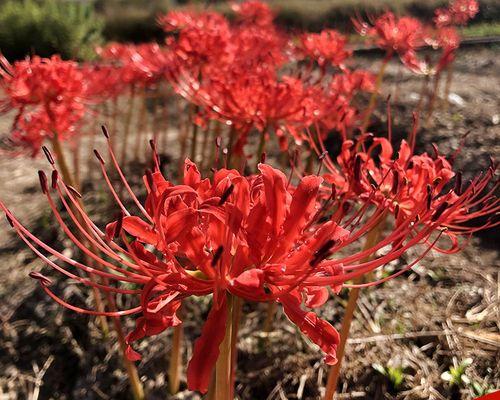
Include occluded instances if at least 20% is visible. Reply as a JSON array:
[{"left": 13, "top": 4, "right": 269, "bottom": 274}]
[
  {"left": 279, "top": 293, "right": 339, "bottom": 365},
  {"left": 187, "top": 297, "right": 228, "bottom": 393}
]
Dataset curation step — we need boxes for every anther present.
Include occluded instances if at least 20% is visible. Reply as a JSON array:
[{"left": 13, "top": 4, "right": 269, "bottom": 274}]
[
  {"left": 66, "top": 184, "right": 82, "bottom": 199},
  {"left": 219, "top": 184, "right": 234, "bottom": 206},
  {"left": 101, "top": 125, "right": 110, "bottom": 138},
  {"left": 94, "top": 149, "right": 105, "bottom": 164},
  {"left": 42, "top": 146, "right": 55, "bottom": 165},
  {"left": 51, "top": 170, "right": 58, "bottom": 189},
  {"left": 353, "top": 154, "right": 362, "bottom": 182},
  {"left": 432, "top": 201, "right": 448, "bottom": 222},
  {"left": 38, "top": 171, "right": 48, "bottom": 194},
  {"left": 310, "top": 239, "right": 336, "bottom": 266},
  {"left": 5, "top": 214, "right": 14, "bottom": 227},
  {"left": 29, "top": 271, "right": 52, "bottom": 286},
  {"left": 391, "top": 170, "right": 399, "bottom": 194},
  {"left": 454, "top": 171, "right": 462, "bottom": 195},
  {"left": 114, "top": 212, "right": 124, "bottom": 239},
  {"left": 211, "top": 246, "right": 224, "bottom": 266}
]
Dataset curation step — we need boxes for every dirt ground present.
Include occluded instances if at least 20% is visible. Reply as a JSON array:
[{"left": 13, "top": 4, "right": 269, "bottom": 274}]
[{"left": 0, "top": 45, "right": 498, "bottom": 400}]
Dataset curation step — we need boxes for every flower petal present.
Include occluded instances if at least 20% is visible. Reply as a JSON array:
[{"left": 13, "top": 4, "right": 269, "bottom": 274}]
[
  {"left": 279, "top": 293, "right": 339, "bottom": 365},
  {"left": 187, "top": 298, "right": 228, "bottom": 393}
]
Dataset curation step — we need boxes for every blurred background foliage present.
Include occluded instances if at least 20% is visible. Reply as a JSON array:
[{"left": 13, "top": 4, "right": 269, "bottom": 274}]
[
  {"left": 0, "top": 0, "right": 104, "bottom": 61},
  {"left": 0, "top": 0, "right": 499, "bottom": 61}
]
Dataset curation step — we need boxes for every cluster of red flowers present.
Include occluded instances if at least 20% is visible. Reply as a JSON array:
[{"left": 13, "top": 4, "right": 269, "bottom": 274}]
[
  {"left": 0, "top": 0, "right": 496, "bottom": 398},
  {"left": 0, "top": 55, "right": 87, "bottom": 155}
]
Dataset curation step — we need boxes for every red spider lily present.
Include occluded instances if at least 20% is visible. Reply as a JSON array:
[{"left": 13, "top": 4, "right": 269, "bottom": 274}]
[
  {"left": 434, "top": 26, "right": 461, "bottom": 73},
  {"left": 317, "top": 131, "right": 499, "bottom": 253},
  {"left": 159, "top": 10, "right": 232, "bottom": 74},
  {"left": 97, "top": 43, "right": 171, "bottom": 90},
  {"left": 173, "top": 65, "right": 313, "bottom": 152},
  {"left": 0, "top": 55, "right": 87, "bottom": 155},
  {"left": 297, "top": 30, "right": 352, "bottom": 70},
  {"left": 231, "top": 0, "right": 275, "bottom": 28},
  {"left": 0, "top": 128, "right": 461, "bottom": 393},
  {"left": 434, "top": 0, "right": 479, "bottom": 27},
  {"left": 353, "top": 12, "right": 427, "bottom": 73}
]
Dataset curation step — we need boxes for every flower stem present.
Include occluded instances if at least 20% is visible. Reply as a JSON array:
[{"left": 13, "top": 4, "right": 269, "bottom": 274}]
[
  {"left": 215, "top": 294, "right": 234, "bottom": 400},
  {"left": 168, "top": 324, "right": 183, "bottom": 394},
  {"left": 229, "top": 296, "right": 243, "bottom": 399},
  {"left": 134, "top": 91, "right": 148, "bottom": 162},
  {"left": 425, "top": 71, "right": 442, "bottom": 126},
  {"left": 323, "top": 217, "right": 386, "bottom": 400},
  {"left": 263, "top": 301, "right": 276, "bottom": 333},
  {"left": 255, "top": 128, "right": 267, "bottom": 170},
  {"left": 106, "top": 293, "right": 145, "bottom": 400},
  {"left": 443, "top": 64, "right": 453, "bottom": 112},
  {"left": 190, "top": 105, "right": 200, "bottom": 162},
  {"left": 120, "top": 85, "right": 136, "bottom": 167},
  {"left": 360, "top": 55, "right": 391, "bottom": 133}
]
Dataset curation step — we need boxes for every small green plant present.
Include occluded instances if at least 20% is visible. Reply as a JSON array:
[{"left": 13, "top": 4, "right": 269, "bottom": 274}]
[
  {"left": 441, "top": 358, "right": 473, "bottom": 387},
  {"left": 373, "top": 363, "right": 405, "bottom": 391},
  {"left": 0, "top": 0, "right": 103, "bottom": 61}
]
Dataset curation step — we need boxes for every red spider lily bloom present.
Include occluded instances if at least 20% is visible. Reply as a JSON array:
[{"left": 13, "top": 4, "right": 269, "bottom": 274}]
[
  {"left": 160, "top": 10, "right": 232, "bottom": 73},
  {"left": 231, "top": 0, "right": 275, "bottom": 28},
  {"left": 173, "top": 65, "right": 313, "bottom": 152},
  {"left": 0, "top": 136, "right": 344, "bottom": 393},
  {"left": 434, "top": 26, "right": 461, "bottom": 73},
  {"left": 435, "top": 0, "right": 479, "bottom": 27},
  {"left": 297, "top": 30, "right": 352, "bottom": 70},
  {"left": 318, "top": 132, "right": 499, "bottom": 253},
  {"left": 0, "top": 130, "right": 460, "bottom": 393},
  {"left": 353, "top": 12, "right": 427, "bottom": 73},
  {"left": 97, "top": 43, "right": 171, "bottom": 90},
  {"left": 0, "top": 55, "right": 87, "bottom": 155}
]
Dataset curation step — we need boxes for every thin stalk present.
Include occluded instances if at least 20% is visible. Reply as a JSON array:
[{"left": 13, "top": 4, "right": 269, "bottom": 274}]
[
  {"left": 200, "top": 120, "right": 213, "bottom": 172},
  {"left": 229, "top": 296, "right": 243, "bottom": 399},
  {"left": 360, "top": 54, "right": 391, "bottom": 133},
  {"left": 323, "top": 217, "right": 386, "bottom": 400},
  {"left": 120, "top": 86, "right": 136, "bottom": 167},
  {"left": 111, "top": 96, "right": 118, "bottom": 155},
  {"left": 425, "top": 71, "right": 442, "bottom": 126},
  {"left": 177, "top": 100, "right": 189, "bottom": 175},
  {"left": 215, "top": 294, "right": 234, "bottom": 400},
  {"left": 160, "top": 87, "right": 170, "bottom": 154},
  {"left": 416, "top": 73, "right": 430, "bottom": 115},
  {"left": 86, "top": 120, "right": 97, "bottom": 183},
  {"left": 168, "top": 323, "right": 183, "bottom": 394},
  {"left": 72, "top": 138, "right": 81, "bottom": 191},
  {"left": 134, "top": 92, "right": 148, "bottom": 162},
  {"left": 263, "top": 301, "right": 277, "bottom": 333},
  {"left": 443, "top": 64, "right": 453, "bottom": 112},
  {"left": 226, "top": 124, "right": 237, "bottom": 168},
  {"left": 190, "top": 105, "right": 200, "bottom": 162},
  {"left": 255, "top": 128, "right": 267, "bottom": 171},
  {"left": 106, "top": 292, "right": 145, "bottom": 400}
]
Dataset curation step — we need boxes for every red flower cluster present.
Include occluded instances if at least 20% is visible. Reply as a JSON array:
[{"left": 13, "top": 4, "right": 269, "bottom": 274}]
[
  {"left": 353, "top": 12, "right": 427, "bottom": 73},
  {"left": 297, "top": 30, "right": 352, "bottom": 69},
  {"left": 97, "top": 43, "right": 171, "bottom": 90},
  {"left": 0, "top": 55, "right": 87, "bottom": 155},
  {"left": 1, "top": 130, "right": 478, "bottom": 392},
  {"left": 320, "top": 133, "right": 499, "bottom": 253},
  {"left": 435, "top": 0, "right": 479, "bottom": 27}
]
